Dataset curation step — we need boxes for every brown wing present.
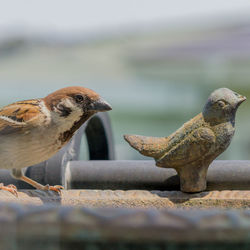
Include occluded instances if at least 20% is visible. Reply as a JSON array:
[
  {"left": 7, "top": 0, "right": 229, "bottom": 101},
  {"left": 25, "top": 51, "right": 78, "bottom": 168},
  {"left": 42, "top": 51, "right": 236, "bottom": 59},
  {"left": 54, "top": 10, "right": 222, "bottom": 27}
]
[
  {"left": 156, "top": 127, "right": 216, "bottom": 168},
  {"left": 0, "top": 100, "right": 43, "bottom": 134}
]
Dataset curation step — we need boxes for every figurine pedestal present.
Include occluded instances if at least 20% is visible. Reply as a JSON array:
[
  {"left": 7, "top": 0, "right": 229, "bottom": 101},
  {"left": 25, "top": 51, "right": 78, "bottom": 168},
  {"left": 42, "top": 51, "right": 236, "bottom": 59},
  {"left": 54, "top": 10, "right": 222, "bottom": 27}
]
[{"left": 176, "top": 164, "right": 209, "bottom": 193}]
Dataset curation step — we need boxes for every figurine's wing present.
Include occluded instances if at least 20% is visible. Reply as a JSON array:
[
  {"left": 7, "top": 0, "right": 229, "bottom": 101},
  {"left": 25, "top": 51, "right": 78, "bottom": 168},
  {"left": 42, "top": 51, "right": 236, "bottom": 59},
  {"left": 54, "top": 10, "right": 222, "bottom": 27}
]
[
  {"left": 0, "top": 99, "right": 43, "bottom": 134},
  {"left": 124, "top": 113, "right": 205, "bottom": 159},
  {"left": 156, "top": 127, "right": 216, "bottom": 168}
]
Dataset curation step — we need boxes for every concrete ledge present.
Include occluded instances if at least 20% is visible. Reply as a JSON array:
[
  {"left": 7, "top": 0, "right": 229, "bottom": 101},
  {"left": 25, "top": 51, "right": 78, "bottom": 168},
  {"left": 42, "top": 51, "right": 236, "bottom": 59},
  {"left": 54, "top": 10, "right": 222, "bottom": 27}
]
[{"left": 1, "top": 189, "right": 250, "bottom": 208}]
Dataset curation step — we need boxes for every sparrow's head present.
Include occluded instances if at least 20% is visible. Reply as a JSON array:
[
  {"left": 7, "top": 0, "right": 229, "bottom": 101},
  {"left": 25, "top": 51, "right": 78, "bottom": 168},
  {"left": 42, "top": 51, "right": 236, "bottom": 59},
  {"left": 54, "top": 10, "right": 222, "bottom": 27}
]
[
  {"left": 203, "top": 88, "right": 246, "bottom": 123},
  {"left": 44, "top": 86, "right": 112, "bottom": 119}
]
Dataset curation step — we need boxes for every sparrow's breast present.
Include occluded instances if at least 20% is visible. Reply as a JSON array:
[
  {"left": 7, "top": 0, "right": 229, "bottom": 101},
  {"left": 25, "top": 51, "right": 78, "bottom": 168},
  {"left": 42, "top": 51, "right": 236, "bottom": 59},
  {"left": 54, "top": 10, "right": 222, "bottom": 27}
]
[{"left": 0, "top": 126, "right": 68, "bottom": 170}]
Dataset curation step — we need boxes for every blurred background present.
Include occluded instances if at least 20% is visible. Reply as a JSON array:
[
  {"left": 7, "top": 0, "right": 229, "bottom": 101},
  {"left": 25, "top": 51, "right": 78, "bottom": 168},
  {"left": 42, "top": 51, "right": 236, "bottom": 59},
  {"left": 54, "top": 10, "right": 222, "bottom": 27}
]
[{"left": 0, "top": 0, "right": 250, "bottom": 160}]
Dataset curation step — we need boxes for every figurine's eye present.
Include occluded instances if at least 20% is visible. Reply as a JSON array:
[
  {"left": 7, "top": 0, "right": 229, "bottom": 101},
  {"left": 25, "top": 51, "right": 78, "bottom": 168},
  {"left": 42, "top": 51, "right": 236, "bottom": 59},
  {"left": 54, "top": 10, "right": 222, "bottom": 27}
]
[
  {"left": 75, "top": 94, "right": 84, "bottom": 103},
  {"left": 234, "top": 92, "right": 240, "bottom": 98},
  {"left": 217, "top": 100, "right": 227, "bottom": 108}
]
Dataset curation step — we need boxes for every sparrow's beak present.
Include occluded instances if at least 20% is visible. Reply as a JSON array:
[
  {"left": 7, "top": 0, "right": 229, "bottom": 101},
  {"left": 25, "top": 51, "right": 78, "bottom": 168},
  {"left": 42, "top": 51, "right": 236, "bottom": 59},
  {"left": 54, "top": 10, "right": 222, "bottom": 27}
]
[{"left": 89, "top": 97, "right": 112, "bottom": 112}]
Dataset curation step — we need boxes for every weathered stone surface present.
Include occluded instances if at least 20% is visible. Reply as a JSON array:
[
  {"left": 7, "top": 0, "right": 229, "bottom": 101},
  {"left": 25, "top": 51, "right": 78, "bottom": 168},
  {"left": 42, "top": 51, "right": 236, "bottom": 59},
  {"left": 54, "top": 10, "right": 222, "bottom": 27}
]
[
  {"left": 124, "top": 88, "right": 246, "bottom": 193},
  {"left": 0, "top": 189, "right": 250, "bottom": 208}
]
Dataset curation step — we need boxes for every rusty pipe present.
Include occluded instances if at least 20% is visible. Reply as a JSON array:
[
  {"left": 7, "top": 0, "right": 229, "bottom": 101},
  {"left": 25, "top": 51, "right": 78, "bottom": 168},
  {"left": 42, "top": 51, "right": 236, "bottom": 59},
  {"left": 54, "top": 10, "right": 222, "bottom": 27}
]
[{"left": 66, "top": 160, "right": 250, "bottom": 191}]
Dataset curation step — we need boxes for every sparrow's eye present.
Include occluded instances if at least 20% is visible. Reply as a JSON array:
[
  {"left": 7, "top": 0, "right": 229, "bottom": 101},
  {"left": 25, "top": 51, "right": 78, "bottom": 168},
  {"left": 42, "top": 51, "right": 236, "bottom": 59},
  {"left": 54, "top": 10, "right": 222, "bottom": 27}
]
[{"left": 75, "top": 94, "right": 84, "bottom": 103}]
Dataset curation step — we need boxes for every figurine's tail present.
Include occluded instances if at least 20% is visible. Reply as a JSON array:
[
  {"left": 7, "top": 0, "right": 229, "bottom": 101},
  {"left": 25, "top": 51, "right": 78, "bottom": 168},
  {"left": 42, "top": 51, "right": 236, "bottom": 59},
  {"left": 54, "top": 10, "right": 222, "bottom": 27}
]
[{"left": 124, "top": 134, "right": 168, "bottom": 158}]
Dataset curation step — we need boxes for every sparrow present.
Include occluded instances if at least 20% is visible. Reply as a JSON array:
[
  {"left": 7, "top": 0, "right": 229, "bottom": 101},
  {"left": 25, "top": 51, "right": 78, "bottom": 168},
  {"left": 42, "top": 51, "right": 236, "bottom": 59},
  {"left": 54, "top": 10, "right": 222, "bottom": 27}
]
[
  {"left": 0, "top": 86, "right": 112, "bottom": 196},
  {"left": 124, "top": 88, "right": 246, "bottom": 192}
]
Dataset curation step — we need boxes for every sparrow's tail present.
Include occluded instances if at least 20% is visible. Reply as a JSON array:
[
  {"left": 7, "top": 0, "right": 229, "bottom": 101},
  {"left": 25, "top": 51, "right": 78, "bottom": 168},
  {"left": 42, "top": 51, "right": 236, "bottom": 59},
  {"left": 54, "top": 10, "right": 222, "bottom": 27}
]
[{"left": 124, "top": 134, "right": 168, "bottom": 159}]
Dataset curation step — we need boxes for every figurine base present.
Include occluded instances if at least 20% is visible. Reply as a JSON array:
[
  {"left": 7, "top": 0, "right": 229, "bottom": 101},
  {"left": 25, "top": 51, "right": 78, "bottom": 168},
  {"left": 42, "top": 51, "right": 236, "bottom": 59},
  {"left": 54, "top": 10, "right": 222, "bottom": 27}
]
[{"left": 176, "top": 165, "right": 208, "bottom": 193}]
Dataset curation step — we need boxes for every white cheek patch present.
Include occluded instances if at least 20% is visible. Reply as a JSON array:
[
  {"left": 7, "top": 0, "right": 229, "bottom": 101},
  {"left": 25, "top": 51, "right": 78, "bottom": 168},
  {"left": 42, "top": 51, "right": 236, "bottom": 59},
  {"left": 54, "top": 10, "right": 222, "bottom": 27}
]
[
  {"left": 59, "top": 98, "right": 83, "bottom": 115},
  {"left": 54, "top": 98, "right": 75, "bottom": 112},
  {"left": 60, "top": 98, "right": 76, "bottom": 109},
  {"left": 39, "top": 100, "right": 51, "bottom": 125},
  {"left": 52, "top": 98, "right": 84, "bottom": 129}
]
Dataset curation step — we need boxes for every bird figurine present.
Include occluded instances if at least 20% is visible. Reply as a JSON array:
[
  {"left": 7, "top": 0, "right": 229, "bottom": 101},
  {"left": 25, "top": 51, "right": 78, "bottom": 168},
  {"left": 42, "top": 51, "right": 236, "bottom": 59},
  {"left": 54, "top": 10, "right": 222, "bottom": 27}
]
[
  {"left": 0, "top": 86, "right": 112, "bottom": 196},
  {"left": 124, "top": 88, "right": 246, "bottom": 193}
]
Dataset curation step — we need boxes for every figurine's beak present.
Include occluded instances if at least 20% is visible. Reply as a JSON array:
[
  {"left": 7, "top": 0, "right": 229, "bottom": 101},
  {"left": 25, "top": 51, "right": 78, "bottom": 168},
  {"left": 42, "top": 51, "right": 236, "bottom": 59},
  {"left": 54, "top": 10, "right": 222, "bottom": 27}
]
[{"left": 237, "top": 95, "right": 247, "bottom": 105}]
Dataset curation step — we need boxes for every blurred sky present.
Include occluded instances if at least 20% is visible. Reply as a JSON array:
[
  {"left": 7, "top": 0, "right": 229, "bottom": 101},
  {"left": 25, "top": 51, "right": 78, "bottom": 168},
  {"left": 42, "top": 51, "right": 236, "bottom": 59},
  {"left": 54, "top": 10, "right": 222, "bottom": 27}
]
[{"left": 1, "top": 0, "right": 250, "bottom": 35}]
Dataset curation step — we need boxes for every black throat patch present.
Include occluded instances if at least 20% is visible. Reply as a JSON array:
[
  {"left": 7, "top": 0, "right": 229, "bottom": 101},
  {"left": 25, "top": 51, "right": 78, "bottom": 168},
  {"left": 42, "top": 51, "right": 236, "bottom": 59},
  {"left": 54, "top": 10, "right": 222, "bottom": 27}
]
[{"left": 58, "top": 113, "right": 92, "bottom": 145}]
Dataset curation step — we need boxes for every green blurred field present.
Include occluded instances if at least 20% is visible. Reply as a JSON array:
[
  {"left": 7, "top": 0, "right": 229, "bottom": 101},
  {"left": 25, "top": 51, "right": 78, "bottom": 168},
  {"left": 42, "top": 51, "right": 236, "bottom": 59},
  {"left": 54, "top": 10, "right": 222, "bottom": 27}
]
[{"left": 0, "top": 22, "right": 250, "bottom": 160}]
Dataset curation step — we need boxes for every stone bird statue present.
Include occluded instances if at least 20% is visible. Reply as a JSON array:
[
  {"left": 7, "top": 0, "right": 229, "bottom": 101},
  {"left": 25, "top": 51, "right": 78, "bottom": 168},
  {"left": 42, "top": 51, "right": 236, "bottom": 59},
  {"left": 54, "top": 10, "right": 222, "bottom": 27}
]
[
  {"left": 0, "top": 86, "right": 112, "bottom": 196},
  {"left": 124, "top": 88, "right": 246, "bottom": 192}
]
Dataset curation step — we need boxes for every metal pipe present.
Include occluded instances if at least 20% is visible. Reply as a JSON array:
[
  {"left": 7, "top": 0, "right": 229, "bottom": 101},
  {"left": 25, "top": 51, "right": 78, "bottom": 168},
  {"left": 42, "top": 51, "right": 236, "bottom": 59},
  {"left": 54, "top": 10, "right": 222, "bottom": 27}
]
[{"left": 66, "top": 160, "right": 250, "bottom": 190}]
